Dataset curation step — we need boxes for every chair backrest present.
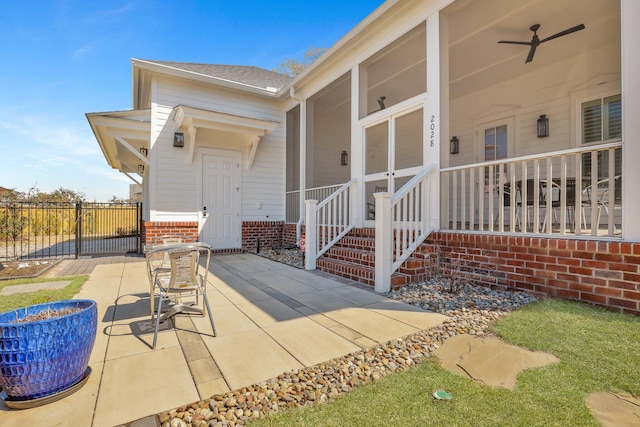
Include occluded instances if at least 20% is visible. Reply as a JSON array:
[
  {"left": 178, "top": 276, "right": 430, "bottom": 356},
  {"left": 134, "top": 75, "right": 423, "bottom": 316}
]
[
  {"left": 545, "top": 179, "right": 576, "bottom": 207},
  {"left": 517, "top": 179, "right": 544, "bottom": 206},
  {"left": 614, "top": 176, "right": 622, "bottom": 204},
  {"left": 501, "top": 184, "right": 518, "bottom": 207},
  {"left": 168, "top": 249, "right": 199, "bottom": 289}
]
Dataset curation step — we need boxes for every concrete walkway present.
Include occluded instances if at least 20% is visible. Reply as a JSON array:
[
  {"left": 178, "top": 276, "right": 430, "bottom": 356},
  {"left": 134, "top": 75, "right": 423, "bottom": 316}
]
[{"left": 0, "top": 253, "right": 446, "bottom": 427}]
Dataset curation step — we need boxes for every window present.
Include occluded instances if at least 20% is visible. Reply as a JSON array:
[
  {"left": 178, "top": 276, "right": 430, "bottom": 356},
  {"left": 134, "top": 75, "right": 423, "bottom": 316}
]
[
  {"left": 581, "top": 94, "right": 622, "bottom": 179},
  {"left": 484, "top": 125, "right": 508, "bottom": 188},
  {"left": 485, "top": 125, "right": 508, "bottom": 161}
]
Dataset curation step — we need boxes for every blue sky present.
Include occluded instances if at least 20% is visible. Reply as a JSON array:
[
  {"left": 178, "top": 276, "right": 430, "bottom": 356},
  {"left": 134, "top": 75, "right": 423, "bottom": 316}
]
[{"left": 0, "top": 0, "right": 384, "bottom": 202}]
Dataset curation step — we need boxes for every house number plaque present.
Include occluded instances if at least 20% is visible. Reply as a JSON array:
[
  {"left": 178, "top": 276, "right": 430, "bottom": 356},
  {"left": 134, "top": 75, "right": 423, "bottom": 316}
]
[{"left": 429, "top": 114, "right": 436, "bottom": 147}]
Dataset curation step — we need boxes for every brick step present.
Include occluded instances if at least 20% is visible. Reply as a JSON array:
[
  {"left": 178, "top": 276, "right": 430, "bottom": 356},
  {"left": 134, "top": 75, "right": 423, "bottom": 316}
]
[
  {"left": 316, "top": 258, "right": 410, "bottom": 289},
  {"left": 346, "top": 228, "right": 376, "bottom": 238},
  {"left": 334, "top": 235, "right": 376, "bottom": 251},
  {"left": 323, "top": 246, "right": 375, "bottom": 266}
]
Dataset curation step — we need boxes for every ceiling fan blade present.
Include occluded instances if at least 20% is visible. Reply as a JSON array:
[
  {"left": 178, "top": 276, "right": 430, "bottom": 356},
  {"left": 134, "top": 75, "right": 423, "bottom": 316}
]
[
  {"left": 539, "top": 24, "right": 585, "bottom": 43},
  {"left": 497, "top": 40, "right": 532, "bottom": 45},
  {"left": 525, "top": 44, "right": 537, "bottom": 63}
]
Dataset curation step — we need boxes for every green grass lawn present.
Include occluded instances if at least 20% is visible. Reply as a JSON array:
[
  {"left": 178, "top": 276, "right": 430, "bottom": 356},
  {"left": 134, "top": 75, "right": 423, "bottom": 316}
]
[
  {"left": 249, "top": 299, "right": 640, "bottom": 426},
  {"left": 0, "top": 276, "right": 88, "bottom": 313}
]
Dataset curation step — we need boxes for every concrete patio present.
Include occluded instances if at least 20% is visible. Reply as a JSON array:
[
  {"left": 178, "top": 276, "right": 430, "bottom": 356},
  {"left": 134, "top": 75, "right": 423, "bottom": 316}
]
[{"left": 0, "top": 253, "right": 447, "bottom": 426}]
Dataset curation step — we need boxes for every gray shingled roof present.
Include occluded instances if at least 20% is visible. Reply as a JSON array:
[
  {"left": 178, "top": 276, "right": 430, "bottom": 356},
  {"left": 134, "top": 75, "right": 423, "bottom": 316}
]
[{"left": 146, "top": 60, "right": 293, "bottom": 91}]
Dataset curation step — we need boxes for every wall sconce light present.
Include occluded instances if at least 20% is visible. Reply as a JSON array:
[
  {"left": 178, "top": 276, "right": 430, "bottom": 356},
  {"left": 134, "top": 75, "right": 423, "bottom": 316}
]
[
  {"left": 340, "top": 150, "right": 349, "bottom": 166},
  {"left": 137, "top": 164, "right": 145, "bottom": 174},
  {"left": 139, "top": 147, "right": 148, "bottom": 157},
  {"left": 173, "top": 132, "right": 185, "bottom": 147},
  {"left": 537, "top": 114, "right": 549, "bottom": 138},
  {"left": 450, "top": 136, "right": 459, "bottom": 155}
]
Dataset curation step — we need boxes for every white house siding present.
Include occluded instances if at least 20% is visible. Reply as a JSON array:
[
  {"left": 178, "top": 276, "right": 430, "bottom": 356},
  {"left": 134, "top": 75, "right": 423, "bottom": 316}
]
[{"left": 149, "top": 76, "right": 285, "bottom": 223}]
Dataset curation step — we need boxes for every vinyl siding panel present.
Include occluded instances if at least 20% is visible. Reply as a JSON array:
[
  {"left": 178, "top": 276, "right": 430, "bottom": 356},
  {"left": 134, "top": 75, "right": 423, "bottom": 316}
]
[{"left": 149, "top": 76, "right": 285, "bottom": 223}]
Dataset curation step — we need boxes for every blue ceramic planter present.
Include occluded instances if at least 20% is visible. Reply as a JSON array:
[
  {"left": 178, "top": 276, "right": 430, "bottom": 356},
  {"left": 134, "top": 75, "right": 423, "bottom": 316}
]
[{"left": 0, "top": 299, "right": 97, "bottom": 401}]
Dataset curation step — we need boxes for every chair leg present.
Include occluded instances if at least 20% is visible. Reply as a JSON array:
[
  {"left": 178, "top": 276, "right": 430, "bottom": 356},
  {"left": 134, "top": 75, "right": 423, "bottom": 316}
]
[
  {"left": 152, "top": 289, "right": 164, "bottom": 349},
  {"left": 200, "top": 278, "right": 216, "bottom": 337}
]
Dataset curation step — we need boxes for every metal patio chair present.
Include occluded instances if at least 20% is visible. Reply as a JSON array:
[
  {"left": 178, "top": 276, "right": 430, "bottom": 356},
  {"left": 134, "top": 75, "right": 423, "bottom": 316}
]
[{"left": 150, "top": 244, "right": 216, "bottom": 349}]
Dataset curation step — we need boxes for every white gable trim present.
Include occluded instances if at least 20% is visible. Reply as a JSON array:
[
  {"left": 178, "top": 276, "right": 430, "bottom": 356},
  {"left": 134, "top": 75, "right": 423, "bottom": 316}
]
[
  {"left": 86, "top": 109, "right": 151, "bottom": 176},
  {"left": 172, "top": 105, "right": 279, "bottom": 168}
]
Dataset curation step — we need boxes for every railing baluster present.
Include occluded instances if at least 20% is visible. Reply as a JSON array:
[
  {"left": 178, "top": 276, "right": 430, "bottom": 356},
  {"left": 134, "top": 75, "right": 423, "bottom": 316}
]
[
  {"left": 478, "top": 166, "right": 484, "bottom": 231},
  {"left": 461, "top": 169, "right": 466, "bottom": 230},
  {"left": 452, "top": 171, "right": 458, "bottom": 230},
  {"left": 439, "top": 142, "right": 622, "bottom": 238}
]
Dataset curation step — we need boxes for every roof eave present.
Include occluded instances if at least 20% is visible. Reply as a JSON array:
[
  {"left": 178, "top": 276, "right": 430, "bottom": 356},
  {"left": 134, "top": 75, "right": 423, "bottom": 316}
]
[{"left": 131, "top": 59, "right": 282, "bottom": 98}]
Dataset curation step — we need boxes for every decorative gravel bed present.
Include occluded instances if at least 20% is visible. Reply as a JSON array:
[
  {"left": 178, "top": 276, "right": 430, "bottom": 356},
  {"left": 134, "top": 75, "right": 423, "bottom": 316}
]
[{"left": 159, "top": 250, "right": 538, "bottom": 427}]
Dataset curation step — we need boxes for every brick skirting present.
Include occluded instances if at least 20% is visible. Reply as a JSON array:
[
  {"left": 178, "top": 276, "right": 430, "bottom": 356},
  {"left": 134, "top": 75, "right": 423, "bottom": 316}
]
[
  {"left": 142, "top": 221, "right": 199, "bottom": 245},
  {"left": 425, "top": 232, "right": 640, "bottom": 315},
  {"left": 283, "top": 223, "right": 302, "bottom": 247},
  {"left": 242, "top": 221, "right": 284, "bottom": 252}
]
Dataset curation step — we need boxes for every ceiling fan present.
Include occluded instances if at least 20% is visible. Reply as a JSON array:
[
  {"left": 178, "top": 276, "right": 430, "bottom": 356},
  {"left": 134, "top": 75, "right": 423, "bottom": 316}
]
[{"left": 498, "top": 23, "right": 586, "bottom": 64}]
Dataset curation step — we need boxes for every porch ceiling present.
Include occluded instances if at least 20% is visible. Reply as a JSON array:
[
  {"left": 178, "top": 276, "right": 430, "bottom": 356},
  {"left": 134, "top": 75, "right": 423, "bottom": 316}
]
[
  {"left": 86, "top": 109, "right": 151, "bottom": 178},
  {"left": 445, "top": 0, "right": 620, "bottom": 100}
]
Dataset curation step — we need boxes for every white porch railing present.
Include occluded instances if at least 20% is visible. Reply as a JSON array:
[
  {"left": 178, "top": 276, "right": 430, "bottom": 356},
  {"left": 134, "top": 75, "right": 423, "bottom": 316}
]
[
  {"left": 286, "top": 184, "right": 343, "bottom": 224},
  {"left": 375, "top": 164, "right": 438, "bottom": 292},
  {"left": 305, "top": 179, "right": 356, "bottom": 270},
  {"left": 440, "top": 142, "right": 623, "bottom": 238}
]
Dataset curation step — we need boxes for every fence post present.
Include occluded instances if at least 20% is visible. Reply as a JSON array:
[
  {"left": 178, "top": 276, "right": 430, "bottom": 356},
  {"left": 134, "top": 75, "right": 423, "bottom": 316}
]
[
  {"left": 137, "top": 202, "right": 143, "bottom": 254},
  {"left": 75, "top": 202, "right": 81, "bottom": 259},
  {"left": 304, "top": 199, "right": 318, "bottom": 270},
  {"left": 375, "top": 192, "right": 392, "bottom": 293}
]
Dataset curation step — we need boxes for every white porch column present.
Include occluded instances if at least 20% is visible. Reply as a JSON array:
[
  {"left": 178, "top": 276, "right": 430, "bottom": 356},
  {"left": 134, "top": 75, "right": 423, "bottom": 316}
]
[
  {"left": 374, "top": 192, "right": 392, "bottom": 293},
  {"left": 351, "top": 65, "right": 364, "bottom": 228},
  {"left": 621, "top": 0, "right": 640, "bottom": 241},
  {"left": 425, "top": 12, "right": 441, "bottom": 230},
  {"left": 298, "top": 99, "right": 307, "bottom": 226},
  {"left": 304, "top": 199, "right": 318, "bottom": 270}
]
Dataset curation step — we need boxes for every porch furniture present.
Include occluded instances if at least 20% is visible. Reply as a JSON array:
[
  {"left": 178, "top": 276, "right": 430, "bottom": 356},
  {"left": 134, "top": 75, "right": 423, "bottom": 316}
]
[
  {"left": 497, "top": 183, "right": 522, "bottom": 230},
  {"left": 367, "top": 185, "right": 388, "bottom": 220},
  {"left": 599, "top": 176, "right": 622, "bottom": 227},
  {"left": 145, "top": 242, "right": 216, "bottom": 349},
  {"left": 541, "top": 178, "right": 577, "bottom": 231},
  {"left": 515, "top": 179, "right": 545, "bottom": 232},
  {"left": 580, "top": 176, "right": 622, "bottom": 233},
  {"left": 145, "top": 235, "right": 196, "bottom": 317}
]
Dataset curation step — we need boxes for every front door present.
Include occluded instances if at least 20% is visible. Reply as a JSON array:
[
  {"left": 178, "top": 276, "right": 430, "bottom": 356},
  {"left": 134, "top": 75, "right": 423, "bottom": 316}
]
[
  {"left": 363, "top": 107, "right": 424, "bottom": 222},
  {"left": 201, "top": 151, "right": 241, "bottom": 249}
]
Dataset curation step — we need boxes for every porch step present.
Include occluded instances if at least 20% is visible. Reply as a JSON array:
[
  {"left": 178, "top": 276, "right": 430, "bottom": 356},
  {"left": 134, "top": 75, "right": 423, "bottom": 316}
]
[
  {"left": 316, "top": 258, "right": 410, "bottom": 289},
  {"left": 315, "top": 229, "right": 438, "bottom": 289}
]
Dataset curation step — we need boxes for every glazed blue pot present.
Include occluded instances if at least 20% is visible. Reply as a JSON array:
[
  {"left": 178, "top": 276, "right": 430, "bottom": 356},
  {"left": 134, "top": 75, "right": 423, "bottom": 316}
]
[{"left": 0, "top": 299, "right": 97, "bottom": 401}]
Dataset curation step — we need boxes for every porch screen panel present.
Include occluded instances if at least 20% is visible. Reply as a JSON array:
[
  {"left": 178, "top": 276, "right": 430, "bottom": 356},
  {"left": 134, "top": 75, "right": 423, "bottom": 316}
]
[
  {"left": 365, "top": 122, "right": 389, "bottom": 175},
  {"left": 359, "top": 23, "right": 426, "bottom": 119},
  {"left": 395, "top": 109, "right": 423, "bottom": 170}
]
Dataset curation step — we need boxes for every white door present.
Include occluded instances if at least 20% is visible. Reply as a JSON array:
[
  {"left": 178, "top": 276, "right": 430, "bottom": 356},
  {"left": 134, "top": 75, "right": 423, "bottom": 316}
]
[{"left": 201, "top": 151, "right": 241, "bottom": 249}]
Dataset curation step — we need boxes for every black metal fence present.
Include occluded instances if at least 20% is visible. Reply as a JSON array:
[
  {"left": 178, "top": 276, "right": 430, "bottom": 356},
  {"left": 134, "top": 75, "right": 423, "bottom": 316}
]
[{"left": 0, "top": 202, "right": 142, "bottom": 260}]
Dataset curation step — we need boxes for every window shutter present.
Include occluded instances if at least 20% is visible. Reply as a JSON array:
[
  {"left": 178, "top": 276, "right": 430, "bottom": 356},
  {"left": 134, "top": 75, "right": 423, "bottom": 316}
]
[
  {"left": 604, "top": 95, "right": 622, "bottom": 140},
  {"left": 582, "top": 100, "right": 602, "bottom": 144}
]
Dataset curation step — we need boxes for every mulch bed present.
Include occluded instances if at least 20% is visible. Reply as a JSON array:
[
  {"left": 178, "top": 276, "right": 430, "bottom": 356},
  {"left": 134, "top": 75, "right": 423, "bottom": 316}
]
[{"left": 0, "top": 260, "right": 57, "bottom": 279}]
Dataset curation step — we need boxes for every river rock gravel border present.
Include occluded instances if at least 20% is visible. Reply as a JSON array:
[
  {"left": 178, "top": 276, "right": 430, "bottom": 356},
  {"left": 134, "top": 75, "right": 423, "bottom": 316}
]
[{"left": 158, "top": 273, "right": 537, "bottom": 427}]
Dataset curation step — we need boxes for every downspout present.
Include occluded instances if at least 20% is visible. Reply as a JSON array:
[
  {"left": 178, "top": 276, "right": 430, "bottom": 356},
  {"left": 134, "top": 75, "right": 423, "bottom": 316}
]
[{"left": 290, "top": 87, "right": 306, "bottom": 245}]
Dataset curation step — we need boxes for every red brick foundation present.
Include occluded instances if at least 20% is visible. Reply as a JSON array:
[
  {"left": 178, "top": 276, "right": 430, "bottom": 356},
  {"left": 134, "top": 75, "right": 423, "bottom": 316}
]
[
  {"left": 242, "top": 221, "right": 284, "bottom": 252},
  {"left": 283, "top": 223, "right": 302, "bottom": 247},
  {"left": 425, "top": 232, "right": 640, "bottom": 315},
  {"left": 142, "top": 221, "right": 199, "bottom": 245}
]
